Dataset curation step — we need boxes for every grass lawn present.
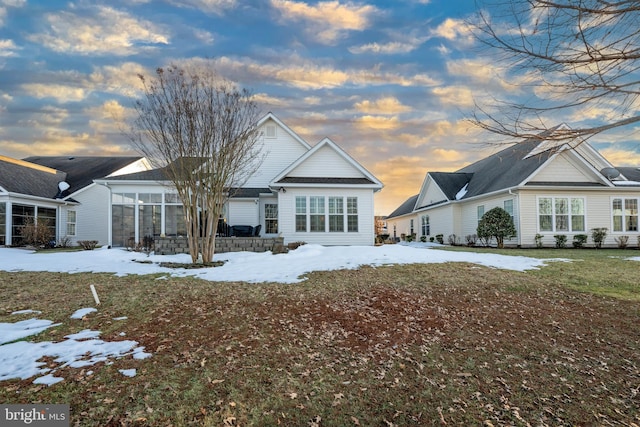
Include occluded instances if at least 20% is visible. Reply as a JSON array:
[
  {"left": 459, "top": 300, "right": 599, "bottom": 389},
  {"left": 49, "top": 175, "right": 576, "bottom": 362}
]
[{"left": 1, "top": 247, "right": 639, "bottom": 426}]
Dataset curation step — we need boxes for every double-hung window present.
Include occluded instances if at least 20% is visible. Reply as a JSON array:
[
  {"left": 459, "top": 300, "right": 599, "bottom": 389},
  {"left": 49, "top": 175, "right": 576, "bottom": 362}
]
[
  {"left": 421, "top": 215, "right": 430, "bottom": 236},
  {"left": 538, "top": 197, "right": 585, "bottom": 232},
  {"left": 613, "top": 198, "right": 638, "bottom": 232},
  {"left": 295, "top": 196, "right": 307, "bottom": 232},
  {"left": 66, "top": 210, "right": 77, "bottom": 236},
  {"left": 309, "top": 196, "right": 325, "bottom": 232},
  {"left": 328, "top": 197, "right": 344, "bottom": 232},
  {"left": 265, "top": 203, "right": 278, "bottom": 234}
]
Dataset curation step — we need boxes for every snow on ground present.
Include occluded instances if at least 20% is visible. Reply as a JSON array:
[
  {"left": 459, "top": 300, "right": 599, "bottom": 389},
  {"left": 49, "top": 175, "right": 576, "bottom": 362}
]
[
  {"left": 0, "top": 243, "right": 563, "bottom": 284},
  {"left": 0, "top": 243, "right": 572, "bottom": 386},
  {"left": 70, "top": 308, "right": 97, "bottom": 319},
  {"left": 0, "top": 311, "right": 151, "bottom": 386}
]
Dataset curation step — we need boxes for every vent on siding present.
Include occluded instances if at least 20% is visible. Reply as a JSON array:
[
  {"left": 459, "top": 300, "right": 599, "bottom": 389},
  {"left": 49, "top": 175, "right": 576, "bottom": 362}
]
[{"left": 265, "top": 125, "right": 277, "bottom": 138}]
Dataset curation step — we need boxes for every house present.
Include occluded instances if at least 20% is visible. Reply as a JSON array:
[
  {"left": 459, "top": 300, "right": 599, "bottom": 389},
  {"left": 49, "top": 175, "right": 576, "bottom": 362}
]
[
  {"left": 1, "top": 113, "right": 383, "bottom": 248},
  {"left": 386, "top": 132, "right": 640, "bottom": 248},
  {"left": 0, "top": 155, "right": 149, "bottom": 246}
]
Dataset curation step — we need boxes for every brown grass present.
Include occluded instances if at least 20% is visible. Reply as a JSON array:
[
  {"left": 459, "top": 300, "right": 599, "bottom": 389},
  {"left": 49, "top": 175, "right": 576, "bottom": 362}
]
[{"left": 1, "top": 248, "right": 639, "bottom": 426}]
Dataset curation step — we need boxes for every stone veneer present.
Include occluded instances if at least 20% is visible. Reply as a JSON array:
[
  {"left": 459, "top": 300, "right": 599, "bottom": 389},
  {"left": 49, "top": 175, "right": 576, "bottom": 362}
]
[{"left": 154, "top": 236, "right": 285, "bottom": 255}]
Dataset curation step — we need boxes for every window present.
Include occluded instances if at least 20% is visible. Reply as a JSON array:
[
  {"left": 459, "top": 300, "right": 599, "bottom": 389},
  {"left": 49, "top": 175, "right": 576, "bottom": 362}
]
[
  {"left": 0, "top": 203, "right": 5, "bottom": 245},
  {"left": 66, "top": 210, "right": 77, "bottom": 236},
  {"left": 294, "top": 196, "right": 359, "bottom": 233},
  {"left": 309, "top": 196, "right": 325, "bottom": 232},
  {"left": 265, "top": 203, "right": 278, "bottom": 234},
  {"left": 410, "top": 219, "right": 414, "bottom": 236},
  {"left": 138, "top": 193, "right": 162, "bottom": 238},
  {"left": 503, "top": 200, "right": 514, "bottom": 217},
  {"left": 613, "top": 198, "right": 638, "bottom": 232},
  {"left": 165, "top": 193, "right": 186, "bottom": 237},
  {"left": 477, "top": 205, "right": 485, "bottom": 222},
  {"left": 421, "top": 215, "right": 430, "bottom": 236},
  {"left": 329, "top": 197, "right": 344, "bottom": 232},
  {"left": 538, "top": 197, "right": 585, "bottom": 232},
  {"left": 295, "top": 196, "right": 307, "bottom": 232},
  {"left": 347, "top": 197, "right": 358, "bottom": 232},
  {"left": 265, "top": 125, "right": 277, "bottom": 138}
]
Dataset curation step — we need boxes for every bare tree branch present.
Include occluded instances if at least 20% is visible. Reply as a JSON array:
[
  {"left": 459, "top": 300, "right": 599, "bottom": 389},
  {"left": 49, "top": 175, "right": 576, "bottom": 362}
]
[
  {"left": 127, "top": 62, "right": 262, "bottom": 263},
  {"left": 469, "top": 0, "right": 640, "bottom": 141}
]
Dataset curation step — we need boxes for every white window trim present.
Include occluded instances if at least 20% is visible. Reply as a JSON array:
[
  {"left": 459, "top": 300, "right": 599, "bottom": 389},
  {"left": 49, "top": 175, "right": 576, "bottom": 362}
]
[
  {"left": 610, "top": 196, "right": 640, "bottom": 233},
  {"left": 294, "top": 196, "right": 359, "bottom": 234},
  {"left": 536, "top": 195, "right": 587, "bottom": 233}
]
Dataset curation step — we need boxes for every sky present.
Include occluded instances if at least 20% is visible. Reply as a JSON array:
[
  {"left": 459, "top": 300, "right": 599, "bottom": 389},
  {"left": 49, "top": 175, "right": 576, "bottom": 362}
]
[{"left": 0, "top": 1, "right": 639, "bottom": 215}]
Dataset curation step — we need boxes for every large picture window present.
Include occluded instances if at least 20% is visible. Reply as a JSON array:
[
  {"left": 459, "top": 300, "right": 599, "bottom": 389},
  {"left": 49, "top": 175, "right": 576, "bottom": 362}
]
[
  {"left": 295, "top": 196, "right": 359, "bottom": 233},
  {"left": 538, "top": 197, "right": 585, "bottom": 232},
  {"left": 613, "top": 198, "right": 639, "bottom": 232}
]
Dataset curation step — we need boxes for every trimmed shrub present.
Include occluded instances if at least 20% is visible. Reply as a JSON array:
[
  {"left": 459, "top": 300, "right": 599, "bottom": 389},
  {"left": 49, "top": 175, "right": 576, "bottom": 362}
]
[
  {"left": 615, "top": 235, "right": 629, "bottom": 249},
  {"left": 553, "top": 234, "right": 567, "bottom": 249},
  {"left": 591, "top": 228, "right": 608, "bottom": 249},
  {"left": 572, "top": 234, "right": 588, "bottom": 249},
  {"left": 477, "top": 207, "right": 516, "bottom": 249}
]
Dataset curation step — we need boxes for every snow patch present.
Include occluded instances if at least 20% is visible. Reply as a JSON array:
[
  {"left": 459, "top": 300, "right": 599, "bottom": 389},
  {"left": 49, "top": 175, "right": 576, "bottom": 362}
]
[{"left": 71, "top": 308, "right": 97, "bottom": 319}]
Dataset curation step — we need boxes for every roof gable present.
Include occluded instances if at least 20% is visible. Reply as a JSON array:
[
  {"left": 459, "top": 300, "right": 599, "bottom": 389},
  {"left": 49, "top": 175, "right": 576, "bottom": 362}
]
[
  {"left": 527, "top": 149, "right": 611, "bottom": 186},
  {"left": 271, "top": 138, "right": 382, "bottom": 189},
  {"left": 257, "top": 112, "right": 311, "bottom": 150}
]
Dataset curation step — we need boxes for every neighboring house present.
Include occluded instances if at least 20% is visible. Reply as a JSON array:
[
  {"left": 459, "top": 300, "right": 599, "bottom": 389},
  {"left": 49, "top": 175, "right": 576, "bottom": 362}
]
[
  {"left": 1, "top": 114, "right": 383, "bottom": 248},
  {"left": 387, "top": 132, "right": 640, "bottom": 248},
  {"left": 0, "top": 155, "right": 149, "bottom": 246},
  {"left": 91, "top": 112, "right": 383, "bottom": 247}
]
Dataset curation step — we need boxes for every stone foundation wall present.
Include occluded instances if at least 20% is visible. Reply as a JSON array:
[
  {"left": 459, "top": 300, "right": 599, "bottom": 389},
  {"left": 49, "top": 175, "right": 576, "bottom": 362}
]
[{"left": 154, "top": 236, "right": 285, "bottom": 255}]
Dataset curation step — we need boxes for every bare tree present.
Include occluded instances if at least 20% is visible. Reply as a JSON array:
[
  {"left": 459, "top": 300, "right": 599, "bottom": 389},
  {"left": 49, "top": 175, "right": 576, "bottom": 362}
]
[
  {"left": 129, "top": 63, "right": 262, "bottom": 263},
  {"left": 469, "top": 0, "right": 640, "bottom": 141}
]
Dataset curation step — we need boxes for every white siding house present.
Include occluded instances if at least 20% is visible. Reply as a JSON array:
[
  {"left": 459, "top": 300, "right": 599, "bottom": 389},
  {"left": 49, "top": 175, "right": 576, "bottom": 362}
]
[
  {"left": 387, "top": 134, "right": 640, "bottom": 248},
  {"left": 1, "top": 113, "right": 383, "bottom": 249},
  {"left": 97, "top": 113, "right": 383, "bottom": 247}
]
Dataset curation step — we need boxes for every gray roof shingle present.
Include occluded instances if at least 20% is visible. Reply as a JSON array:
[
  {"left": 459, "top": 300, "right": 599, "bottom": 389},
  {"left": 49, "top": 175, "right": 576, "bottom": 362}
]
[
  {"left": 0, "top": 157, "right": 67, "bottom": 199},
  {"left": 24, "top": 156, "right": 143, "bottom": 195}
]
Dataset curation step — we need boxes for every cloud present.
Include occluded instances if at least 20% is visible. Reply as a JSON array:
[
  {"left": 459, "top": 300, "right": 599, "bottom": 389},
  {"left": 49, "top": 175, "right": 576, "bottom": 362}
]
[
  {"left": 86, "top": 100, "right": 134, "bottom": 135},
  {"left": 431, "top": 18, "right": 474, "bottom": 44},
  {"left": 89, "top": 62, "right": 150, "bottom": 97},
  {"left": 349, "top": 40, "right": 422, "bottom": 55},
  {"left": 28, "top": 5, "right": 169, "bottom": 56},
  {"left": 167, "top": 0, "right": 236, "bottom": 14},
  {"left": 270, "top": 0, "right": 378, "bottom": 44},
  {"left": 599, "top": 148, "right": 640, "bottom": 167},
  {"left": 21, "top": 84, "right": 87, "bottom": 102},
  {"left": 0, "top": 39, "right": 18, "bottom": 56},
  {"left": 355, "top": 115, "right": 400, "bottom": 131},
  {"left": 432, "top": 86, "right": 475, "bottom": 107},
  {"left": 213, "top": 55, "right": 439, "bottom": 89},
  {"left": 354, "top": 97, "right": 411, "bottom": 114}
]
